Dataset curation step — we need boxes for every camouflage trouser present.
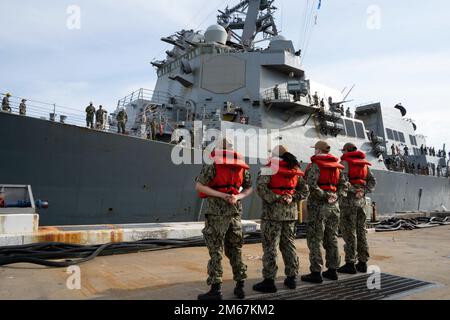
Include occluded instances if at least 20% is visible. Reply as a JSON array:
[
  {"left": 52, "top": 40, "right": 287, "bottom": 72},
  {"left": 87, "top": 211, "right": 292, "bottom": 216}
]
[
  {"left": 261, "top": 220, "right": 299, "bottom": 280},
  {"left": 151, "top": 124, "right": 157, "bottom": 140},
  {"left": 86, "top": 116, "right": 94, "bottom": 128},
  {"left": 203, "top": 214, "right": 248, "bottom": 285},
  {"left": 117, "top": 121, "right": 126, "bottom": 134},
  {"left": 306, "top": 202, "right": 341, "bottom": 273},
  {"left": 340, "top": 205, "right": 369, "bottom": 264}
]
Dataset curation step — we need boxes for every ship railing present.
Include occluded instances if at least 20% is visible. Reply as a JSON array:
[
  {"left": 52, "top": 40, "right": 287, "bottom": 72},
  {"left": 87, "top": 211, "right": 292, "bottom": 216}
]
[
  {"left": 0, "top": 92, "right": 107, "bottom": 129},
  {"left": 262, "top": 87, "right": 315, "bottom": 111},
  {"left": 116, "top": 88, "right": 185, "bottom": 108},
  {"left": 262, "top": 86, "right": 295, "bottom": 103}
]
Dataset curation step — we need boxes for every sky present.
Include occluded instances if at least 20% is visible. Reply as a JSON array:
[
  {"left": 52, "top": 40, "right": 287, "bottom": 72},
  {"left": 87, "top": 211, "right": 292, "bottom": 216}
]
[{"left": 1, "top": 0, "right": 449, "bottom": 148}]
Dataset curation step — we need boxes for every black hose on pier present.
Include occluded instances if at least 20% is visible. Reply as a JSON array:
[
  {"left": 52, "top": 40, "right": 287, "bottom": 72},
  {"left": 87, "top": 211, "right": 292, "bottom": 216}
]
[
  {"left": 0, "top": 228, "right": 307, "bottom": 268},
  {"left": 375, "top": 216, "right": 449, "bottom": 232},
  {"left": 2, "top": 217, "right": 447, "bottom": 268},
  {"left": 0, "top": 238, "right": 216, "bottom": 268}
]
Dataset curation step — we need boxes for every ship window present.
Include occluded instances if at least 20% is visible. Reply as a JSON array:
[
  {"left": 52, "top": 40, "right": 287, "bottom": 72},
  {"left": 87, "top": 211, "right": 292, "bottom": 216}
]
[
  {"left": 393, "top": 130, "right": 400, "bottom": 141},
  {"left": 355, "top": 122, "right": 365, "bottom": 139},
  {"left": 337, "top": 118, "right": 346, "bottom": 135},
  {"left": 345, "top": 120, "right": 356, "bottom": 137},
  {"left": 409, "top": 135, "right": 418, "bottom": 146},
  {"left": 386, "top": 128, "right": 394, "bottom": 140},
  {"left": 202, "top": 46, "right": 213, "bottom": 54},
  {"left": 398, "top": 132, "right": 405, "bottom": 143}
]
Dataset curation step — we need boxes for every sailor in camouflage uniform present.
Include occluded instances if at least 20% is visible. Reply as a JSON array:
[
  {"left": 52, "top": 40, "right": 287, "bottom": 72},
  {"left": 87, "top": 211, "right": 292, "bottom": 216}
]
[
  {"left": 338, "top": 143, "right": 377, "bottom": 274},
  {"left": 85, "top": 102, "right": 96, "bottom": 128},
  {"left": 2, "top": 93, "right": 11, "bottom": 112},
  {"left": 116, "top": 108, "right": 128, "bottom": 134},
  {"left": 150, "top": 118, "right": 157, "bottom": 140},
  {"left": 19, "top": 99, "right": 27, "bottom": 115},
  {"left": 253, "top": 146, "right": 309, "bottom": 293},
  {"left": 196, "top": 138, "right": 253, "bottom": 300},
  {"left": 95, "top": 105, "right": 107, "bottom": 129},
  {"left": 301, "top": 141, "right": 349, "bottom": 284}
]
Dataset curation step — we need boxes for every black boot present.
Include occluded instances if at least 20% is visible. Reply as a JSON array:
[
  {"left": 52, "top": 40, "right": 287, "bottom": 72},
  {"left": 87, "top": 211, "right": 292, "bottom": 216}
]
[
  {"left": 284, "top": 276, "right": 297, "bottom": 290},
  {"left": 356, "top": 261, "right": 368, "bottom": 273},
  {"left": 322, "top": 269, "right": 338, "bottom": 281},
  {"left": 253, "top": 278, "right": 277, "bottom": 293},
  {"left": 234, "top": 281, "right": 245, "bottom": 300},
  {"left": 198, "top": 283, "right": 223, "bottom": 301},
  {"left": 337, "top": 263, "right": 357, "bottom": 275},
  {"left": 301, "top": 272, "right": 323, "bottom": 284}
]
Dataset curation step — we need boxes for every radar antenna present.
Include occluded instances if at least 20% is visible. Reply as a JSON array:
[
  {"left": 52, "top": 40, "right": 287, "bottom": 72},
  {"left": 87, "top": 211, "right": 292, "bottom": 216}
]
[{"left": 217, "top": 0, "right": 279, "bottom": 50}]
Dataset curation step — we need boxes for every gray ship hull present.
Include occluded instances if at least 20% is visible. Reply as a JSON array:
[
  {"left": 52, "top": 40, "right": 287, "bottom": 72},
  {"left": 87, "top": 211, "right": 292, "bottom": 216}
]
[{"left": 1, "top": 112, "right": 449, "bottom": 226}]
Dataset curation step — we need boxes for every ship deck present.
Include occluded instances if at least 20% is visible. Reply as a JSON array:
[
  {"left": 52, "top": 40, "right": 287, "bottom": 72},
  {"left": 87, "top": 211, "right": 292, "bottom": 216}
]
[{"left": 0, "top": 226, "right": 449, "bottom": 300}]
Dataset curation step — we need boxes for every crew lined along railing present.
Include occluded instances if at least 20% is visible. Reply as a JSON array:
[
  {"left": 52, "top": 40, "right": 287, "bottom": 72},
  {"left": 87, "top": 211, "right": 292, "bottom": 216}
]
[
  {"left": 1, "top": 92, "right": 97, "bottom": 128},
  {"left": 262, "top": 86, "right": 293, "bottom": 102}
]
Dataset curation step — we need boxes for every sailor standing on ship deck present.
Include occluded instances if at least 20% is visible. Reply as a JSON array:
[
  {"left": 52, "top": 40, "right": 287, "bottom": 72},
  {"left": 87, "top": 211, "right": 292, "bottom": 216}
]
[
  {"left": 337, "top": 143, "right": 376, "bottom": 275},
  {"left": 96, "top": 105, "right": 107, "bottom": 130},
  {"left": 273, "top": 84, "right": 280, "bottom": 100},
  {"left": 312, "top": 92, "right": 319, "bottom": 106},
  {"left": 150, "top": 118, "right": 157, "bottom": 141},
  {"left": 2, "top": 93, "right": 11, "bottom": 112},
  {"left": 346, "top": 107, "right": 353, "bottom": 118},
  {"left": 116, "top": 108, "right": 128, "bottom": 134},
  {"left": 196, "top": 138, "right": 253, "bottom": 301},
  {"left": 85, "top": 102, "right": 96, "bottom": 129},
  {"left": 301, "top": 141, "right": 348, "bottom": 284},
  {"left": 19, "top": 99, "right": 27, "bottom": 115}
]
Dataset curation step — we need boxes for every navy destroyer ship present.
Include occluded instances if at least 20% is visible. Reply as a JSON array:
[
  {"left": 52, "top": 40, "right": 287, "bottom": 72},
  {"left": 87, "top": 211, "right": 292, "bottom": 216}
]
[{"left": 1, "top": 0, "right": 449, "bottom": 226}]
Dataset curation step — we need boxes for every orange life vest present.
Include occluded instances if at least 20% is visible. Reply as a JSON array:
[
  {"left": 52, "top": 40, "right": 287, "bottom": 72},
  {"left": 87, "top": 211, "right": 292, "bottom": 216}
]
[
  {"left": 199, "top": 150, "right": 250, "bottom": 199},
  {"left": 341, "top": 151, "right": 372, "bottom": 186},
  {"left": 307, "top": 154, "right": 344, "bottom": 193},
  {"left": 267, "top": 159, "right": 304, "bottom": 195}
]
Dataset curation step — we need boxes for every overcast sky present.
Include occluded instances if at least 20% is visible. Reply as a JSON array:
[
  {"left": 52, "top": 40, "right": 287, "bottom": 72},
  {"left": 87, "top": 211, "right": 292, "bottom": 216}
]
[{"left": 1, "top": 0, "right": 449, "bottom": 147}]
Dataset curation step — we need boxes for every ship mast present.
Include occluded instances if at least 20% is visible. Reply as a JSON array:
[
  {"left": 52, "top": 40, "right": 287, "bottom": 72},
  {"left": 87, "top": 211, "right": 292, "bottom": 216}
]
[{"left": 217, "top": 0, "right": 279, "bottom": 50}]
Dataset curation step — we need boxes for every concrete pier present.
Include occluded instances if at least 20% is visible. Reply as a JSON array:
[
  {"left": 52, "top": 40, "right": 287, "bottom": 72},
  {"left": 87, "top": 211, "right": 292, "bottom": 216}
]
[
  {"left": 0, "top": 220, "right": 260, "bottom": 247},
  {"left": 0, "top": 225, "right": 448, "bottom": 300}
]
